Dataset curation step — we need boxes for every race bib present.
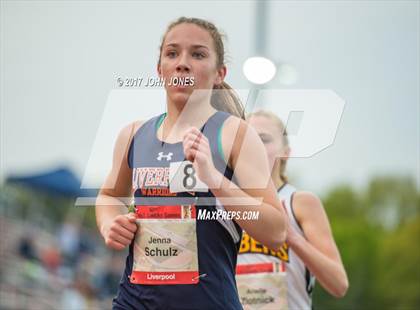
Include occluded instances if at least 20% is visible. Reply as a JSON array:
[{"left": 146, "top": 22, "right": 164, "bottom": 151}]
[
  {"left": 236, "top": 262, "right": 288, "bottom": 310},
  {"left": 169, "top": 161, "right": 208, "bottom": 193},
  {"left": 130, "top": 205, "right": 200, "bottom": 285}
]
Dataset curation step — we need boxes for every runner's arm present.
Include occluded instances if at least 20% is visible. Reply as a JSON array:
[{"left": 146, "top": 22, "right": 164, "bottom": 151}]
[
  {"left": 95, "top": 121, "right": 141, "bottom": 250},
  {"left": 211, "top": 118, "right": 288, "bottom": 250},
  {"left": 287, "top": 192, "right": 349, "bottom": 297}
]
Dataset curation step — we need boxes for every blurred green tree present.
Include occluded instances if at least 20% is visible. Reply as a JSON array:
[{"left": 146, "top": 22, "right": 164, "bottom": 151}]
[{"left": 313, "top": 176, "right": 419, "bottom": 310}]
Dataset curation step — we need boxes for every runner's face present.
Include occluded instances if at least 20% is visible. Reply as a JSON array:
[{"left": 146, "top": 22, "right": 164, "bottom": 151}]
[
  {"left": 158, "top": 23, "right": 225, "bottom": 104},
  {"left": 248, "top": 116, "right": 286, "bottom": 173}
]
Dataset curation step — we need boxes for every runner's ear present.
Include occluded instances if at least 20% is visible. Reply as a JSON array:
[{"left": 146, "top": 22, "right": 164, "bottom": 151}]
[{"left": 157, "top": 64, "right": 162, "bottom": 78}]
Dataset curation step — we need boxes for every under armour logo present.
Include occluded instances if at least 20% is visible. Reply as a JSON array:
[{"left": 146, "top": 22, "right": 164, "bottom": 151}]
[{"left": 157, "top": 152, "right": 173, "bottom": 161}]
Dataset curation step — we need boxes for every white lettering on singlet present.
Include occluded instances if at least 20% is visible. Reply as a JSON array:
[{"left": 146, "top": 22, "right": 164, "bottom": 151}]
[{"left": 132, "top": 167, "right": 169, "bottom": 189}]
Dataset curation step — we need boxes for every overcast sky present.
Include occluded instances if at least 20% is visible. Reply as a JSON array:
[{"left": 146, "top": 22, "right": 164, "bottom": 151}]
[{"left": 1, "top": 0, "right": 419, "bottom": 195}]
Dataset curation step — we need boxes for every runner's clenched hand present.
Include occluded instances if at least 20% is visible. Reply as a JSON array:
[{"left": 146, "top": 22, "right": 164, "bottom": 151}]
[
  {"left": 183, "top": 127, "right": 221, "bottom": 188},
  {"left": 101, "top": 213, "right": 138, "bottom": 251}
]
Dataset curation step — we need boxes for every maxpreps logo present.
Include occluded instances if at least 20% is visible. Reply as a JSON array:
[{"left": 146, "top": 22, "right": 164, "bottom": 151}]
[{"left": 239, "top": 231, "right": 289, "bottom": 263}]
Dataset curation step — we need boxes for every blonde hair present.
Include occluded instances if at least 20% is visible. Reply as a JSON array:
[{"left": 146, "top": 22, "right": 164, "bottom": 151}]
[
  {"left": 247, "top": 110, "right": 289, "bottom": 183},
  {"left": 158, "top": 17, "right": 244, "bottom": 119}
]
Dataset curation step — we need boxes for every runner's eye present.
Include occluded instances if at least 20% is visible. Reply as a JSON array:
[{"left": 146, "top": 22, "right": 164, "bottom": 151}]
[
  {"left": 166, "top": 50, "right": 177, "bottom": 58},
  {"left": 192, "top": 52, "right": 205, "bottom": 59},
  {"left": 259, "top": 136, "right": 272, "bottom": 144}
]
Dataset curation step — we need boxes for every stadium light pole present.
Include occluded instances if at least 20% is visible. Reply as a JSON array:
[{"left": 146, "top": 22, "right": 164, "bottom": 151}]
[
  {"left": 245, "top": 0, "right": 270, "bottom": 113},
  {"left": 244, "top": 1, "right": 298, "bottom": 113}
]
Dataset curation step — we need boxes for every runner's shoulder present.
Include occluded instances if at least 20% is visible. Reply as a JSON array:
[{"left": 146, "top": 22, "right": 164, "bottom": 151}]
[
  {"left": 219, "top": 115, "right": 261, "bottom": 167},
  {"left": 293, "top": 191, "right": 322, "bottom": 208},
  {"left": 222, "top": 115, "right": 262, "bottom": 146},
  {"left": 221, "top": 115, "right": 255, "bottom": 141},
  {"left": 292, "top": 191, "right": 324, "bottom": 223},
  {"left": 222, "top": 114, "right": 246, "bottom": 132},
  {"left": 115, "top": 120, "right": 144, "bottom": 149}
]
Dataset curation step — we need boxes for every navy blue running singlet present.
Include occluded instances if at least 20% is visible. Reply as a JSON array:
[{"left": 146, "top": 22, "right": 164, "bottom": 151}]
[{"left": 112, "top": 111, "right": 243, "bottom": 310}]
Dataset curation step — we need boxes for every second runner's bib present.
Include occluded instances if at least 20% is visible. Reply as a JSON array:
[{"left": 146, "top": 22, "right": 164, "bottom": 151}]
[{"left": 236, "top": 262, "right": 288, "bottom": 310}]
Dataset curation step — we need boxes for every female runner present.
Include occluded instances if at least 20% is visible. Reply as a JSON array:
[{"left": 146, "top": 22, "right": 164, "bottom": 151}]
[
  {"left": 237, "top": 110, "right": 349, "bottom": 309},
  {"left": 95, "top": 17, "right": 287, "bottom": 309}
]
